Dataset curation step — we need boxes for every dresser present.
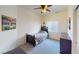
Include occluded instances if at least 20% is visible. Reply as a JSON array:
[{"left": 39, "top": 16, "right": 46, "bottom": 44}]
[{"left": 60, "top": 33, "right": 71, "bottom": 54}]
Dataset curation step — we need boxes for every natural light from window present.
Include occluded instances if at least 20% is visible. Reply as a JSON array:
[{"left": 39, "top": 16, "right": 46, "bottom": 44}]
[{"left": 46, "top": 21, "right": 59, "bottom": 33}]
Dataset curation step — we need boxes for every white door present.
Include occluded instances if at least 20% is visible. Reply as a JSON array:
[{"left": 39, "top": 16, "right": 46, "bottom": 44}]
[
  {"left": 72, "top": 10, "right": 77, "bottom": 53},
  {"left": 77, "top": 8, "right": 79, "bottom": 53}
]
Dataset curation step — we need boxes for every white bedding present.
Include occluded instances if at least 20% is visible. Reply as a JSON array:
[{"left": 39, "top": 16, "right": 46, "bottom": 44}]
[
  {"left": 27, "top": 39, "right": 60, "bottom": 54},
  {"left": 35, "top": 31, "right": 48, "bottom": 44}
]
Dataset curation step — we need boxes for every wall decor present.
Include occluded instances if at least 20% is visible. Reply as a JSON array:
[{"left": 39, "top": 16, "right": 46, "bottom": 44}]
[
  {"left": 69, "top": 17, "right": 71, "bottom": 30},
  {"left": 2, "top": 15, "right": 16, "bottom": 31}
]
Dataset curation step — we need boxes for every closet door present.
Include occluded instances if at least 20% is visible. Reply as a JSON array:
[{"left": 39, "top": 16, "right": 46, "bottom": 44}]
[
  {"left": 77, "top": 7, "right": 79, "bottom": 53},
  {"left": 72, "top": 6, "right": 77, "bottom": 53}
]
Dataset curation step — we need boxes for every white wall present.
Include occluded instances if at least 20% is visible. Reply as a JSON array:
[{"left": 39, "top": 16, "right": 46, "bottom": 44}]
[
  {"left": 0, "top": 6, "right": 41, "bottom": 53},
  {"left": 67, "top": 6, "right": 74, "bottom": 40},
  {"left": 17, "top": 6, "right": 41, "bottom": 46},
  {"left": 42, "top": 11, "right": 67, "bottom": 40},
  {"left": 67, "top": 6, "right": 74, "bottom": 53},
  {"left": 44, "top": 11, "right": 68, "bottom": 33},
  {"left": 0, "top": 6, "right": 18, "bottom": 53},
  {"left": 67, "top": 6, "right": 78, "bottom": 54}
]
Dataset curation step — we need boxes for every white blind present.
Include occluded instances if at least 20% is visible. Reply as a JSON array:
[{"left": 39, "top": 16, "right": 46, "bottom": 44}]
[{"left": 46, "top": 21, "right": 59, "bottom": 33}]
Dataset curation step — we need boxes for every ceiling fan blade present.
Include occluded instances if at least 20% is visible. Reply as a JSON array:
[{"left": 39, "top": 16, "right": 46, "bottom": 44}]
[
  {"left": 47, "top": 5, "right": 52, "bottom": 7},
  {"left": 34, "top": 7, "right": 41, "bottom": 9},
  {"left": 46, "top": 9, "right": 51, "bottom": 12}
]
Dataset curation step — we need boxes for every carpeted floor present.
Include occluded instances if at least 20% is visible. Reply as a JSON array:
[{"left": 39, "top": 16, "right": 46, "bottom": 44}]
[
  {"left": 4, "top": 47, "right": 26, "bottom": 54},
  {"left": 4, "top": 39, "right": 59, "bottom": 54},
  {"left": 21, "top": 39, "right": 60, "bottom": 54}
]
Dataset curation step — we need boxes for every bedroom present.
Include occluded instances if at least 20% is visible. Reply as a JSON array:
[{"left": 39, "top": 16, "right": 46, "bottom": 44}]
[{"left": 0, "top": 5, "right": 78, "bottom": 54}]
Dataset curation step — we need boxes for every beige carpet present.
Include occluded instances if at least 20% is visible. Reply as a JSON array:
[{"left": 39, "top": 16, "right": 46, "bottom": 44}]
[{"left": 20, "top": 43, "right": 34, "bottom": 53}]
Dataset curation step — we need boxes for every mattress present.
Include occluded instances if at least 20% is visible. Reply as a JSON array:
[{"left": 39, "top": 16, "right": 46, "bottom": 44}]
[{"left": 27, "top": 39, "right": 60, "bottom": 54}]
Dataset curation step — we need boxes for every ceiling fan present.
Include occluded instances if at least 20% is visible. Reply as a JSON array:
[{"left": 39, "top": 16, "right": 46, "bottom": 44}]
[{"left": 34, "top": 5, "right": 52, "bottom": 13}]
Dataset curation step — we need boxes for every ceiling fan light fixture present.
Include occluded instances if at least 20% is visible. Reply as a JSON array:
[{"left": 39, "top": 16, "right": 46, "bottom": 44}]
[
  {"left": 41, "top": 9, "right": 46, "bottom": 13},
  {"left": 41, "top": 5, "right": 47, "bottom": 13},
  {"left": 34, "top": 5, "right": 52, "bottom": 13}
]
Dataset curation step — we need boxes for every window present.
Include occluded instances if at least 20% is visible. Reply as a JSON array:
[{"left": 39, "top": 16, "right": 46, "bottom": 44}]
[{"left": 46, "top": 21, "right": 59, "bottom": 33}]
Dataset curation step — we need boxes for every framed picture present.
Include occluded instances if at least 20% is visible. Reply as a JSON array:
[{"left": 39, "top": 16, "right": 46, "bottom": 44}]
[
  {"left": 69, "top": 17, "right": 71, "bottom": 30},
  {"left": 2, "top": 15, "right": 16, "bottom": 31}
]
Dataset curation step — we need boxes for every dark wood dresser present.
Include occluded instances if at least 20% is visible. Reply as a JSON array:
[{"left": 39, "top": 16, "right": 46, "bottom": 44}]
[{"left": 60, "top": 33, "right": 72, "bottom": 54}]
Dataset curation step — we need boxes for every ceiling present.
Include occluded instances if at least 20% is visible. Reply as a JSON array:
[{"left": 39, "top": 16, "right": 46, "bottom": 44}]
[{"left": 19, "top": 5, "right": 68, "bottom": 15}]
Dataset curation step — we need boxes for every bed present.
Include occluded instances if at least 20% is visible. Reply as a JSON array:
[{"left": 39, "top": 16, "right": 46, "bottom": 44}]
[
  {"left": 26, "top": 26, "right": 59, "bottom": 54},
  {"left": 26, "top": 26, "right": 48, "bottom": 46},
  {"left": 27, "top": 39, "right": 60, "bottom": 54}
]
